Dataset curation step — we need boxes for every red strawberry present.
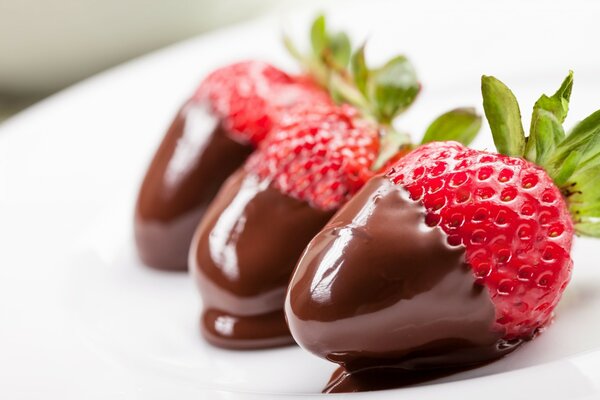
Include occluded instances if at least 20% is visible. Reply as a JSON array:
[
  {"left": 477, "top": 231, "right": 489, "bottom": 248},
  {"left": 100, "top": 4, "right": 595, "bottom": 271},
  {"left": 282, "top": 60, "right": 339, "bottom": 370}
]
[
  {"left": 285, "top": 71, "right": 600, "bottom": 393},
  {"left": 189, "top": 15, "right": 481, "bottom": 349},
  {"left": 387, "top": 140, "right": 573, "bottom": 339},
  {"left": 196, "top": 61, "right": 332, "bottom": 144},
  {"left": 246, "top": 103, "right": 379, "bottom": 210},
  {"left": 190, "top": 103, "right": 380, "bottom": 349},
  {"left": 135, "top": 61, "right": 330, "bottom": 271},
  {"left": 190, "top": 103, "right": 480, "bottom": 349},
  {"left": 136, "top": 12, "right": 439, "bottom": 272}
]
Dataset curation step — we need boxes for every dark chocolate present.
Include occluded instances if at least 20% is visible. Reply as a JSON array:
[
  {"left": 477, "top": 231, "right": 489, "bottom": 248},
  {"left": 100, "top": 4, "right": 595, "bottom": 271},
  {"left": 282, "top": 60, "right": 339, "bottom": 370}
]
[
  {"left": 135, "top": 100, "right": 253, "bottom": 271},
  {"left": 324, "top": 363, "right": 480, "bottom": 393},
  {"left": 190, "top": 169, "right": 334, "bottom": 349},
  {"left": 285, "top": 176, "right": 521, "bottom": 392}
]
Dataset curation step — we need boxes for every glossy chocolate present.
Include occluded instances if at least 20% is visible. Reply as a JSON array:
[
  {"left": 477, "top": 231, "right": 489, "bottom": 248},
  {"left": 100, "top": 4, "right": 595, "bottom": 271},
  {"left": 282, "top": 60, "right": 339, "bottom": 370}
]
[
  {"left": 324, "top": 363, "right": 481, "bottom": 393},
  {"left": 191, "top": 169, "right": 335, "bottom": 349},
  {"left": 135, "top": 100, "right": 253, "bottom": 271},
  {"left": 285, "top": 176, "right": 521, "bottom": 392}
]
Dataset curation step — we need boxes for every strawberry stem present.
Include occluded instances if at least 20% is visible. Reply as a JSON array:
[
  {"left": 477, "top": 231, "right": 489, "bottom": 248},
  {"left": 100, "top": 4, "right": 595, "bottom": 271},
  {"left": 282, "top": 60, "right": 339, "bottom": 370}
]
[{"left": 372, "top": 125, "right": 412, "bottom": 171}]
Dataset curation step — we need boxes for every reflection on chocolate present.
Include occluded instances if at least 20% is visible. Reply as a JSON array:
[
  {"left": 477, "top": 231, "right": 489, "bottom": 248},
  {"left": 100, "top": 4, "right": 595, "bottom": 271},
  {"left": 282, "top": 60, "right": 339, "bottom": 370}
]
[
  {"left": 135, "top": 100, "right": 253, "bottom": 271},
  {"left": 202, "top": 309, "right": 292, "bottom": 350},
  {"left": 285, "top": 176, "right": 522, "bottom": 393},
  {"left": 191, "top": 170, "right": 334, "bottom": 349}
]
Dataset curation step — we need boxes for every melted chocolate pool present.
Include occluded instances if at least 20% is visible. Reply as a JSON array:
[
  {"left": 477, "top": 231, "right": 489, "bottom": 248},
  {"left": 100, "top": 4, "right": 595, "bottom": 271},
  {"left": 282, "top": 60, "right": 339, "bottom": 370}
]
[
  {"left": 285, "top": 176, "right": 521, "bottom": 392},
  {"left": 135, "top": 101, "right": 253, "bottom": 271}
]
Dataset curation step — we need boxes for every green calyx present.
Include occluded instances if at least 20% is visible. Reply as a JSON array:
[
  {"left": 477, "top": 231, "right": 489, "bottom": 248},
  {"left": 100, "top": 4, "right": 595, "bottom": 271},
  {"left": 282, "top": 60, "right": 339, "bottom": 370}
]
[
  {"left": 372, "top": 108, "right": 483, "bottom": 171},
  {"left": 284, "top": 14, "right": 420, "bottom": 125},
  {"left": 285, "top": 15, "right": 483, "bottom": 171},
  {"left": 421, "top": 107, "right": 482, "bottom": 146},
  {"left": 481, "top": 71, "right": 600, "bottom": 237}
]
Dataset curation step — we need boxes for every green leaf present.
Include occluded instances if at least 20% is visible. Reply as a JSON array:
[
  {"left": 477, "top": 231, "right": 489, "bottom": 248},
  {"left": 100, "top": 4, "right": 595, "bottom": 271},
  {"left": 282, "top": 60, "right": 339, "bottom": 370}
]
[
  {"left": 552, "top": 150, "right": 581, "bottom": 187},
  {"left": 328, "top": 32, "right": 351, "bottom": 67},
  {"left": 310, "top": 15, "right": 327, "bottom": 58},
  {"left": 526, "top": 108, "right": 565, "bottom": 166},
  {"left": 372, "top": 56, "right": 420, "bottom": 123},
  {"left": 481, "top": 75, "right": 526, "bottom": 157},
  {"left": 558, "top": 110, "right": 600, "bottom": 159},
  {"left": 549, "top": 109, "right": 600, "bottom": 236},
  {"left": 566, "top": 163, "right": 600, "bottom": 237},
  {"left": 574, "top": 221, "right": 600, "bottom": 237},
  {"left": 327, "top": 73, "right": 371, "bottom": 111},
  {"left": 421, "top": 108, "right": 482, "bottom": 146},
  {"left": 552, "top": 109, "right": 600, "bottom": 166},
  {"left": 283, "top": 33, "right": 303, "bottom": 62},
  {"left": 524, "top": 72, "right": 573, "bottom": 164},
  {"left": 479, "top": 71, "right": 600, "bottom": 237},
  {"left": 548, "top": 70, "right": 573, "bottom": 123},
  {"left": 284, "top": 13, "right": 424, "bottom": 133},
  {"left": 351, "top": 44, "right": 369, "bottom": 97}
]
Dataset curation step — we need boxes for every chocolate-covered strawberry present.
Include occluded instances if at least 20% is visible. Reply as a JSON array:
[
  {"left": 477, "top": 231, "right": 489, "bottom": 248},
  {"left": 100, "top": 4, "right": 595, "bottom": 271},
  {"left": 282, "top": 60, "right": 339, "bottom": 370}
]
[
  {"left": 286, "top": 71, "right": 600, "bottom": 393},
  {"left": 188, "top": 15, "right": 480, "bottom": 349},
  {"left": 135, "top": 61, "right": 331, "bottom": 271},
  {"left": 190, "top": 103, "right": 380, "bottom": 349},
  {"left": 190, "top": 109, "right": 480, "bottom": 350}
]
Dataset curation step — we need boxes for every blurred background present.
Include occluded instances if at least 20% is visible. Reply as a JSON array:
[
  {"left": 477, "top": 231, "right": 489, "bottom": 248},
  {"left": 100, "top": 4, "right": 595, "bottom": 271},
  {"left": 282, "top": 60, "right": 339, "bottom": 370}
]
[{"left": 0, "top": 0, "right": 307, "bottom": 122}]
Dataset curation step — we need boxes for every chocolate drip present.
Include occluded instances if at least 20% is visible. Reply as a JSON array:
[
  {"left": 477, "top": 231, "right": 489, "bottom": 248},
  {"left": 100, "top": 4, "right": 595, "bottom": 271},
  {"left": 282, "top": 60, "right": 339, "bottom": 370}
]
[
  {"left": 324, "top": 363, "right": 479, "bottom": 393},
  {"left": 135, "top": 100, "right": 253, "bottom": 271},
  {"left": 285, "top": 176, "right": 521, "bottom": 392},
  {"left": 191, "top": 170, "right": 334, "bottom": 349}
]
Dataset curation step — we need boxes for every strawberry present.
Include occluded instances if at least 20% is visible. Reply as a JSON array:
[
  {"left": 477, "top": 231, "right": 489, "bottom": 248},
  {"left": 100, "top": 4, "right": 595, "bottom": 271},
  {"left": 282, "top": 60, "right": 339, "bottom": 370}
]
[
  {"left": 191, "top": 96, "right": 480, "bottom": 349},
  {"left": 196, "top": 61, "right": 333, "bottom": 144},
  {"left": 285, "top": 71, "right": 600, "bottom": 393},
  {"left": 190, "top": 102, "right": 380, "bottom": 349},
  {"left": 189, "top": 14, "right": 481, "bottom": 349},
  {"left": 386, "top": 140, "right": 573, "bottom": 339},
  {"left": 245, "top": 103, "right": 379, "bottom": 210},
  {"left": 135, "top": 61, "right": 330, "bottom": 271}
]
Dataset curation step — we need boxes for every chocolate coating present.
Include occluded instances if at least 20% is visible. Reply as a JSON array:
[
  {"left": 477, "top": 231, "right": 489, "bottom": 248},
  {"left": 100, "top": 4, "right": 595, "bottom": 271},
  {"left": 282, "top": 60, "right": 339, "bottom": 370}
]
[
  {"left": 285, "top": 176, "right": 521, "bottom": 392},
  {"left": 190, "top": 169, "right": 334, "bottom": 349},
  {"left": 324, "top": 363, "right": 479, "bottom": 393},
  {"left": 135, "top": 100, "right": 253, "bottom": 271}
]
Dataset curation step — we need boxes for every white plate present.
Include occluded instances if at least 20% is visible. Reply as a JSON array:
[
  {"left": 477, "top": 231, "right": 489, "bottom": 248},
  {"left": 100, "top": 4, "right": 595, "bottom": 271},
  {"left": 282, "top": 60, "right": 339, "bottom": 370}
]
[{"left": 3, "top": 0, "right": 600, "bottom": 398}]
